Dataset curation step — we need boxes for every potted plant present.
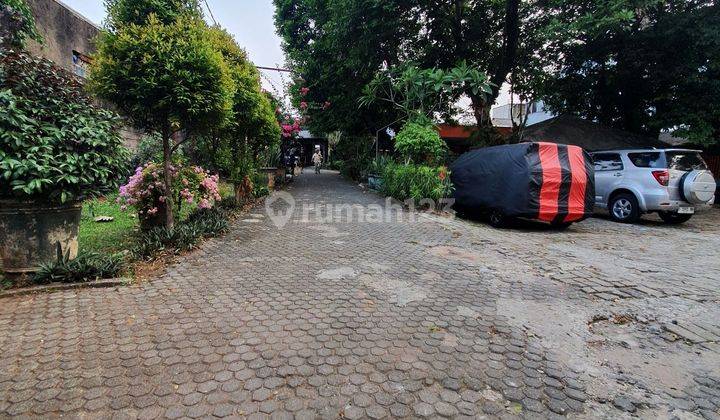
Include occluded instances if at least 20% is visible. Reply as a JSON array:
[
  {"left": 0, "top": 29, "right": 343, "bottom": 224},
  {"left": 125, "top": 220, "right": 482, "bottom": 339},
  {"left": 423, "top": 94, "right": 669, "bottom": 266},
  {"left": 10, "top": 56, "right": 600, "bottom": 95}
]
[
  {"left": 0, "top": 49, "right": 129, "bottom": 275},
  {"left": 367, "top": 156, "right": 390, "bottom": 190}
]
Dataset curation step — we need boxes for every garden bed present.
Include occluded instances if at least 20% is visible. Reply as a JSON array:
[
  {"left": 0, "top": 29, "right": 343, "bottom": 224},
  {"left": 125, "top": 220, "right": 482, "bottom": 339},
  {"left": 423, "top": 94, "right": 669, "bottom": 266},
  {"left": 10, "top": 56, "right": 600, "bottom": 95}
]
[
  {"left": 1, "top": 180, "right": 263, "bottom": 292},
  {"left": 80, "top": 194, "right": 138, "bottom": 254}
]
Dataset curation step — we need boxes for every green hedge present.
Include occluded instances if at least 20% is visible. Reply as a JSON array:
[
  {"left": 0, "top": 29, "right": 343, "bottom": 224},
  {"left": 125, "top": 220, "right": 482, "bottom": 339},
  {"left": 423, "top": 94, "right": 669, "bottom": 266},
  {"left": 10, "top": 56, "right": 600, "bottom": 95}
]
[{"left": 380, "top": 162, "right": 453, "bottom": 203}]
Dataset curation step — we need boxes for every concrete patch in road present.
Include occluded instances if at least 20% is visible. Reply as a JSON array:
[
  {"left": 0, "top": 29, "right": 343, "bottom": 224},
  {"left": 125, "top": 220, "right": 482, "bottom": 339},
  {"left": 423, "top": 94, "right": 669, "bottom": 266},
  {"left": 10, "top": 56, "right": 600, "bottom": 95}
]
[
  {"left": 360, "top": 274, "right": 428, "bottom": 306},
  {"left": 317, "top": 267, "right": 358, "bottom": 280}
]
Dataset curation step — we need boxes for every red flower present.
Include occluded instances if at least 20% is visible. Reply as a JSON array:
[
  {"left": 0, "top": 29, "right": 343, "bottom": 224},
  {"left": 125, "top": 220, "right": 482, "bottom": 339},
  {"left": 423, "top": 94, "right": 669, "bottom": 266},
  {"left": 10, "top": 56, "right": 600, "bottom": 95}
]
[
  {"left": 438, "top": 169, "right": 447, "bottom": 181},
  {"left": 300, "top": 87, "right": 310, "bottom": 96}
]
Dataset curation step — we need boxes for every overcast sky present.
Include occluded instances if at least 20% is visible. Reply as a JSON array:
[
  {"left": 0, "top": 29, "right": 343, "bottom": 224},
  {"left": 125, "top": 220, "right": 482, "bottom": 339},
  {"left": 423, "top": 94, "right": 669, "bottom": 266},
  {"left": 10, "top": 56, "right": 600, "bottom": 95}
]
[{"left": 60, "top": 0, "right": 289, "bottom": 95}]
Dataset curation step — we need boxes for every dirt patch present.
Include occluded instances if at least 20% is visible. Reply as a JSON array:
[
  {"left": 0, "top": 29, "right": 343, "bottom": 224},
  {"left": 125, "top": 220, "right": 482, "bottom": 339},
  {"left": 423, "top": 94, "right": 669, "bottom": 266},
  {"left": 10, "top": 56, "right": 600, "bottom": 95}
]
[{"left": 428, "top": 245, "right": 480, "bottom": 265}]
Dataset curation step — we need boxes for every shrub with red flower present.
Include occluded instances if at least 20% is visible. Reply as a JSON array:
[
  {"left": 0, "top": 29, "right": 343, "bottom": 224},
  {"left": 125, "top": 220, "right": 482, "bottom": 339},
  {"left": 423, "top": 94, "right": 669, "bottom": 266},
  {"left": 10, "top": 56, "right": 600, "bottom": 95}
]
[
  {"left": 281, "top": 118, "right": 302, "bottom": 138},
  {"left": 118, "top": 162, "right": 221, "bottom": 228}
]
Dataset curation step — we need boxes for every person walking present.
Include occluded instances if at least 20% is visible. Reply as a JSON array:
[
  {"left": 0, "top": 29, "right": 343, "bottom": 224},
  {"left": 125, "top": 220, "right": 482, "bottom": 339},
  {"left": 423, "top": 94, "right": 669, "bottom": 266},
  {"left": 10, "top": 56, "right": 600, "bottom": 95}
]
[{"left": 312, "top": 148, "right": 323, "bottom": 174}]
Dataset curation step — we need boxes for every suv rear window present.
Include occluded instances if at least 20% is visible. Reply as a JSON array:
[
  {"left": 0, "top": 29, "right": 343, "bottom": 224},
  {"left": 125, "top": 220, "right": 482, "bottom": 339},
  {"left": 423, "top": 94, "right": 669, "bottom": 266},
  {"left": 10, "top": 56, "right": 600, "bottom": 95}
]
[
  {"left": 628, "top": 152, "right": 664, "bottom": 168},
  {"left": 592, "top": 153, "right": 623, "bottom": 171},
  {"left": 665, "top": 151, "right": 707, "bottom": 171}
]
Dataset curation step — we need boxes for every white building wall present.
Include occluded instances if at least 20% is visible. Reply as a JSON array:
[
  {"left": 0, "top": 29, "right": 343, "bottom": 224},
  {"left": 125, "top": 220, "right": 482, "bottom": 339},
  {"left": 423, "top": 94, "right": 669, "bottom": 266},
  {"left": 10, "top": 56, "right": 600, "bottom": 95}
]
[{"left": 491, "top": 100, "right": 555, "bottom": 128}]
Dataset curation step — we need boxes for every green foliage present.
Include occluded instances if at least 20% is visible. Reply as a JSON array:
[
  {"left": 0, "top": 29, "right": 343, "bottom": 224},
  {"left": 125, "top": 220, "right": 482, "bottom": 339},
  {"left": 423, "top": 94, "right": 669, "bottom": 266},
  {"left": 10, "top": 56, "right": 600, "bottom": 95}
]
[
  {"left": 104, "top": 0, "right": 202, "bottom": 30},
  {"left": 80, "top": 194, "right": 138, "bottom": 255},
  {"left": 380, "top": 162, "right": 453, "bottom": 204},
  {"left": 33, "top": 251, "right": 125, "bottom": 284},
  {"left": 129, "top": 132, "right": 164, "bottom": 170},
  {"left": 274, "top": 0, "right": 529, "bottom": 131},
  {"left": 394, "top": 122, "right": 446, "bottom": 164},
  {"left": 0, "top": 50, "right": 130, "bottom": 203},
  {"left": 0, "top": 0, "right": 42, "bottom": 46},
  {"left": 274, "top": 0, "right": 409, "bottom": 135},
  {"left": 247, "top": 172, "right": 270, "bottom": 198},
  {"left": 333, "top": 136, "right": 374, "bottom": 181},
  {"left": 189, "top": 27, "right": 280, "bottom": 183},
  {"left": 524, "top": 0, "right": 720, "bottom": 145},
  {"left": 367, "top": 155, "right": 392, "bottom": 175},
  {"left": 89, "top": 14, "right": 234, "bottom": 135},
  {"left": 91, "top": 1, "right": 236, "bottom": 228},
  {"left": 360, "top": 62, "right": 492, "bottom": 122},
  {"left": 132, "top": 206, "right": 229, "bottom": 259}
]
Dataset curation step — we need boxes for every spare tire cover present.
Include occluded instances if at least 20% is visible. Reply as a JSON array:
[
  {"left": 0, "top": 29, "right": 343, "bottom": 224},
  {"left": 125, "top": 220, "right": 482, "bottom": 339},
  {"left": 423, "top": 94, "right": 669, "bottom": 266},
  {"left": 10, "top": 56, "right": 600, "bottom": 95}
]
[{"left": 683, "top": 170, "right": 716, "bottom": 204}]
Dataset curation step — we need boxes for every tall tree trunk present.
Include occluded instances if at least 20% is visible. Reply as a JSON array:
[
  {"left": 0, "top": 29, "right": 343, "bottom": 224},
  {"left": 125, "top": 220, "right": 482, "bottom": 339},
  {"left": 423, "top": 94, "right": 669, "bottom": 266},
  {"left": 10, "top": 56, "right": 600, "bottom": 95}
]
[
  {"left": 162, "top": 128, "right": 175, "bottom": 229},
  {"left": 472, "top": 0, "right": 521, "bottom": 128},
  {"left": 470, "top": 94, "right": 492, "bottom": 127}
]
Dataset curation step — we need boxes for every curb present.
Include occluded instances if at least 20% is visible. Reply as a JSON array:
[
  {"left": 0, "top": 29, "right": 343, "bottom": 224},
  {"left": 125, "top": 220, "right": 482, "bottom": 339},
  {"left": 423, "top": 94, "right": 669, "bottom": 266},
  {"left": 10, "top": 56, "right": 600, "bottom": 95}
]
[{"left": 0, "top": 278, "right": 130, "bottom": 299}]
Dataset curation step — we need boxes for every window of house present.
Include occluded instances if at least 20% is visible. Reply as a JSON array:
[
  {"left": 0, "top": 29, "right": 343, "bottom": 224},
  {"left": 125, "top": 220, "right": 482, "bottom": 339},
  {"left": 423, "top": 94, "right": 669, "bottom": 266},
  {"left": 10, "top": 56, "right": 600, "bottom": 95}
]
[
  {"left": 72, "top": 51, "right": 92, "bottom": 78},
  {"left": 592, "top": 153, "right": 624, "bottom": 171}
]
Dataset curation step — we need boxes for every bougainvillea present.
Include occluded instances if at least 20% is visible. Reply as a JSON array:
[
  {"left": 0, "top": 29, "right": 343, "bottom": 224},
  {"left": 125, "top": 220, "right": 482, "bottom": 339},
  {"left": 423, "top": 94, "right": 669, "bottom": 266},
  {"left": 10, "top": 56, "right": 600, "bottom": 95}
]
[
  {"left": 281, "top": 118, "right": 302, "bottom": 138},
  {"left": 118, "top": 162, "right": 220, "bottom": 227}
]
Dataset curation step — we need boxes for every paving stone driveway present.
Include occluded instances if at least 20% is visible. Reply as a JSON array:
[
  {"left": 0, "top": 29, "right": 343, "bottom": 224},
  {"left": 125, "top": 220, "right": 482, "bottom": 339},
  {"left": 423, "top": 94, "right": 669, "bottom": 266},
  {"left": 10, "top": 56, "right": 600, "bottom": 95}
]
[{"left": 1, "top": 171, "right": 719, "bottom": 419}]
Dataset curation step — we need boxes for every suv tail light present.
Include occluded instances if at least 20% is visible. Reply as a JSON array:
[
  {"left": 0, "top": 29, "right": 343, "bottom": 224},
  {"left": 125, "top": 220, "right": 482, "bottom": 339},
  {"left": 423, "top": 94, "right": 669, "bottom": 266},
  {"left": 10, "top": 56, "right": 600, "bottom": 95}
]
[{"left": 652, "top": 170, "right": 669, "bottom": 186}]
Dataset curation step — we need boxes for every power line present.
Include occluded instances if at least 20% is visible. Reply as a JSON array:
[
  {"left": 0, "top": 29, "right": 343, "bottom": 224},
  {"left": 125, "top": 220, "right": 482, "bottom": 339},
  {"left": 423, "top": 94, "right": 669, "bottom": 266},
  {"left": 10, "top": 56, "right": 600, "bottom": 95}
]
[
  {"left": 256, "top": 66, "right": 292, "bottom": 73},
  {"left": 203, "top": 0, "right": 218, "bottom": 26},
  {"left": 197, "top": 3, "right": 291, "bottom": 76}
]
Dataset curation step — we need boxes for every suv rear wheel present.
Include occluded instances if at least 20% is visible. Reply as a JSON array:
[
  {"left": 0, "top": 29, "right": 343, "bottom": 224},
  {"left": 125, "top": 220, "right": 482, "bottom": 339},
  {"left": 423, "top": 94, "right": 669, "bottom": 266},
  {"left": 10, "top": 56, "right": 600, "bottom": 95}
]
[
  {"left": 658, "top": 211, "right": 693, "bottom": 224},
  {"left": 609, "top": 193, "right": 640, "bottom": 223}
]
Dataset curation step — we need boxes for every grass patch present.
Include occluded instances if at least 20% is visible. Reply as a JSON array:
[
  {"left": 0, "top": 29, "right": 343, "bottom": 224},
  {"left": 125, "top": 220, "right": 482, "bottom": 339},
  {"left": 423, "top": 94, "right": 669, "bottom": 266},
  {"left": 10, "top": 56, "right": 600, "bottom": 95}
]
[
  {"left": 79, "top": 194, "right": 138, "bottom": 254},
  {"left": 219, "top": 180, "right": 234, "bottom": 199}
]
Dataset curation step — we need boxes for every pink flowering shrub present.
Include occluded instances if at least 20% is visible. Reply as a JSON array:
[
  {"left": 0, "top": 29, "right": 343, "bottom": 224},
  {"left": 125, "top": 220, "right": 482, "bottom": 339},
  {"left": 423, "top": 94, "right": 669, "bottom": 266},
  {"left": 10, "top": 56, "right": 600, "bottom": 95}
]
[
  {"left": 281, "top": 118, "right": 302, "bottom": 138},
  {"left": 118, "top": 162, "right": 221, "bottom": 227}
]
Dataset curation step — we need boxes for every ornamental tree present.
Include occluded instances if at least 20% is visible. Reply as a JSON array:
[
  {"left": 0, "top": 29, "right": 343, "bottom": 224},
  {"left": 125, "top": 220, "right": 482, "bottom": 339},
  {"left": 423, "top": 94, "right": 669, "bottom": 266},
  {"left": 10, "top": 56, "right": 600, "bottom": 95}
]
[
  {"left": 197, "top": 27, "right": 280, "bottom": 202},
  {"left": 103, "top": 0, "right": 202, "bottom": 31},
  {"left": 360, "top": 61, "right": 492, "bottom": 123},
  {"left": 89, "top": 6, "right": 234, "bottom": 228},
  {"left": 393, "top": 122, "right": 446, "bottom": 165}
]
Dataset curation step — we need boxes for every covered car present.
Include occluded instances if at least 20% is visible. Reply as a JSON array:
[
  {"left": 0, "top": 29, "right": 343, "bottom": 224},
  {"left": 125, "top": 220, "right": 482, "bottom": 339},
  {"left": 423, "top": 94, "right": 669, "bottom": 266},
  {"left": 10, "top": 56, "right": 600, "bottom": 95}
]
[{"left": 450, "top": 142, "right": 595, "bottom": 227}]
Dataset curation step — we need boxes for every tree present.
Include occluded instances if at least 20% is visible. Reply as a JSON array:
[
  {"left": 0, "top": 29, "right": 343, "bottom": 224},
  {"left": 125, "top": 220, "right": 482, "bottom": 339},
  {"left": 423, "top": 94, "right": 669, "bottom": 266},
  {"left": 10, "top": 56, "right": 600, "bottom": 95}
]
[
  {"left": 103, "top": 0, "right": 202, "bottom": 30},
  {"left": 524, "top": 0, "right": 720, "bottom": 146},
  {"left": 274, "top": 0, "right": 418, "bottom": 136},
  {"left": 89, "top": 3, "right": 234, "bottom": 228},
  {"left": 199, "top": 27, "right": 281, "bottom": 202},
  {"left": 360, "top": 61, "right": 492, "bottom": 123},
  {"left": 274, "top": 0, "right": 534, "bottom": 133}
]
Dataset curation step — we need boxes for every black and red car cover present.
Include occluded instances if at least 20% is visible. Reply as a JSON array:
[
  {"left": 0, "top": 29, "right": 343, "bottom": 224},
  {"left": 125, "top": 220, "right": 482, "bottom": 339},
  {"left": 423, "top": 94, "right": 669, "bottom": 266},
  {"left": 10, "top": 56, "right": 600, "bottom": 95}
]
[{"left": 450, "top": 142, "right": 595, "bottom": 224}]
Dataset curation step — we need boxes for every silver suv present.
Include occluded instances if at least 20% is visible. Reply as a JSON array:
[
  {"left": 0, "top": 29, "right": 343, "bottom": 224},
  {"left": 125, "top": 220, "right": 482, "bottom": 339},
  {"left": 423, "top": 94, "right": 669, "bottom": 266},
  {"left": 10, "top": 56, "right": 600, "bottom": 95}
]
[{"left": 591, "top": 149, "right": 716, "bottom": 224}]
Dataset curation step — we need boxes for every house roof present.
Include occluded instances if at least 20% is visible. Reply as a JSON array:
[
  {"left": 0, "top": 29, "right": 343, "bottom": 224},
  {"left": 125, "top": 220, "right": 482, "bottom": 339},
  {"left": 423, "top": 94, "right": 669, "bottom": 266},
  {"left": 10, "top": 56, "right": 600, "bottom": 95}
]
[
  {"left": 520, "top": 115, "right": 667, "bottom": 152},
  {"left": 436, "top": 124, "right": 512, "bottom": 139}
]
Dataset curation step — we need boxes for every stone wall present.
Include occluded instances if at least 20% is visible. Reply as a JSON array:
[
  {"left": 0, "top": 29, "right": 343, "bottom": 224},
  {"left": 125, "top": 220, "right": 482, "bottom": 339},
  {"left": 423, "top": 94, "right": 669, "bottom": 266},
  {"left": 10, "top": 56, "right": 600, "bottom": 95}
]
[
  {"left": 25, "top": 0, "right": 98, "bottom": 72},
  {"left": 24, "top": 0, "right": 142, "bottom": 150}
]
